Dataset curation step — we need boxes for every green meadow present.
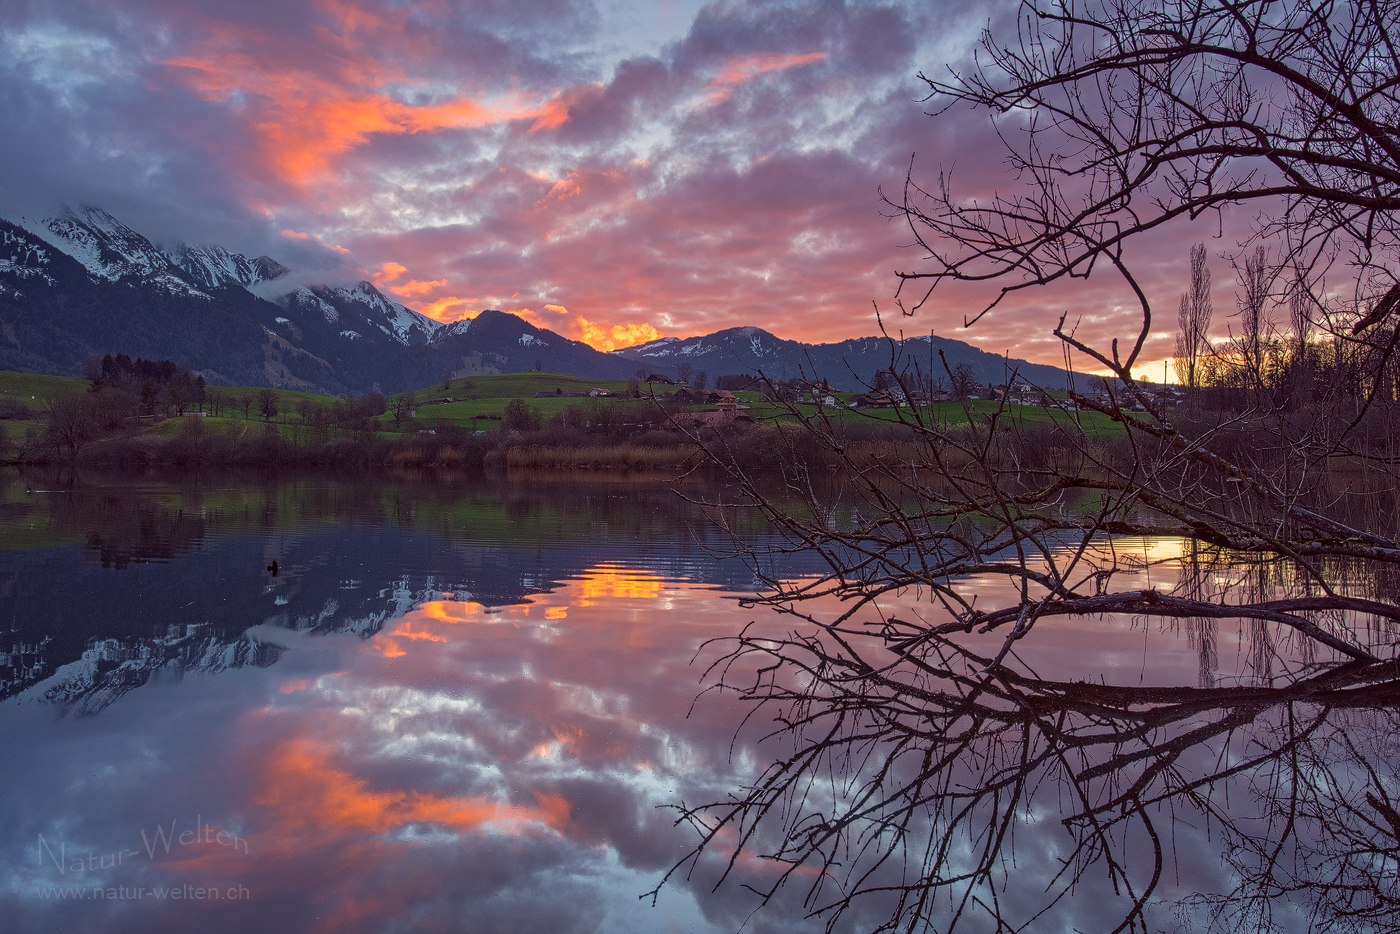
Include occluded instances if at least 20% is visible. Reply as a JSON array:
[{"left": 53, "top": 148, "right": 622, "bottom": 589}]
[{"left": 1, "top": 368, "right": 1130, "bottom": 453}]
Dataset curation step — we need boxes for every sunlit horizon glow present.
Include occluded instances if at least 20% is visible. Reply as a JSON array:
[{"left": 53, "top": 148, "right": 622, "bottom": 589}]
[{"left": 0, "top": 0, "right": 1252, "bottom": 366}]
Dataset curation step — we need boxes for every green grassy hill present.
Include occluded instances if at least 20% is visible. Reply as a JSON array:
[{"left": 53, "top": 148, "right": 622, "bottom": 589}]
[
  {"left": 1, "top": 368, "right": 1130, "bottom": 455},
  {"left": 0, "top": 371, "right": 89, "bottom": 402}
]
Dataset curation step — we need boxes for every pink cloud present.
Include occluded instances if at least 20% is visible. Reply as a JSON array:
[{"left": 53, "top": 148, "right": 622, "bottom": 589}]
[
  {"left": 0, "top": 0, "right": 1237, "bottom": 373},
  {"left": 701, "top": 51, "right": 827, "bottom": 104}
]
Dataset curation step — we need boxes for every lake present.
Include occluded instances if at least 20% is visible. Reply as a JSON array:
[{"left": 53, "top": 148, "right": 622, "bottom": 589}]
[{"left": 0, "top": 469, "right": 1393, "bottom": 933}]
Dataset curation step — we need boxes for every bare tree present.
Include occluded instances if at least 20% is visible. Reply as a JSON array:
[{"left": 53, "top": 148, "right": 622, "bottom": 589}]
[
  {"left": 1175, "top": 242, "right": 1213, "bottom": 389},
  {"left": 1234, "top": 245, "right": 1271, "bottom": 389},
  {"left": 164, "top": 379, "right": 195, "bottom": 418},
  {"left": 42, "top": 391, "right": 97, "bottom": 459},
  {"left": 841, "top": 0, "right": 1400, "bottom": 668},
  {"left": 656, "top": 608, "right": 1400, "bottom": 933},
  {"left": 389, "top": 391, "right": 416, "bottom": 427},
  {"left": 1287, "top": 278, "right": 1318, "bottom": 403},
  {"left": 948, "top": 361, "right": 977, "bottom": 400},
  {"left": 669, "top": 2, "right": 1400, "bottom": 931},
  {"left": 256, "top": 389, "right": 278, "bottom": 423},
  {"left": 1290, "top": 280, "right": 1314, "bottom": 355},
  {"left": 893, "top": 0, "right": 1399, "bottom": 329}
]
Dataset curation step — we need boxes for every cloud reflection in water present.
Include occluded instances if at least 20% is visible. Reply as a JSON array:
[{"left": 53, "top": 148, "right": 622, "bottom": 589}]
[{"left": 4, "top": 477, "right": 1391, "bottom": 933}]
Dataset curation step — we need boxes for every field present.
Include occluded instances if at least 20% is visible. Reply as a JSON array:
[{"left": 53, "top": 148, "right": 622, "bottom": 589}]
[
  {"left": 0, "top": 371, "right": 89, "bottom": 402},
  {"left": 1, "top": 368, "right": 1130, "bottom": 454},
  {"left": 408, "top": 374, "right": 1128, "bottom": 436}
]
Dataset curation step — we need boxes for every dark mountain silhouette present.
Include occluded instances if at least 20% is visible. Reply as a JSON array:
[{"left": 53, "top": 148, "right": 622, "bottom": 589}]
[
  {"left": 1, "top": 206, "right": 1077, "bottom": 394},
  {"left": 613, "top": 326, "right": 1076, "bottom": 392},
  {"left": 0, "top": 210, "right": 637, "bottom": 393}
]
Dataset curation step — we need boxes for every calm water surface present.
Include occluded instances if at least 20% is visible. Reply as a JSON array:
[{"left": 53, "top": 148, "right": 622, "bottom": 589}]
[{"left": 0, "top": 470, "right": 1387, "bottom": 932}]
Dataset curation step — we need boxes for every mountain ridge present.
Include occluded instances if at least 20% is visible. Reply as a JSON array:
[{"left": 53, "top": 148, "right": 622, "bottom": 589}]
[
  {"left": 613, "top": 325, "right": 1076, "bottom": 392},
  {"left": 0, "top": 205, "right": 1077, "bottom": 394}
]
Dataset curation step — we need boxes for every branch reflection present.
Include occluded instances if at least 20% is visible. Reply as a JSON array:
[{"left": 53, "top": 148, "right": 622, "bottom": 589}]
[{"left": 665, "top": 617, "right": 1400, "bottom": 933}]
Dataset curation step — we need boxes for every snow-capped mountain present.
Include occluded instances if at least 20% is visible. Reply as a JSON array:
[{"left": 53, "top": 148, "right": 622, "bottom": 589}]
[
  {"left": 0, "top": 203, "right": 1070, "bottom": 394},
  {"left": 403, "top": 308, "right": 636, "bottom": 383},
  {"left": 7, "top": 206, "right": 435, "bottom": 350},
  {"left": 0, "top": 206, "right": 639, "bottom": 391},
  {"left": 281, "top": 281, "right": 441, "bottom": 346},
  {"left": 18, "top": 206, "right": 210, "bottom": 298},
  {"left": 24, "top": 206, "right": 171, "bottom": 280},
  {"left": 170, "top": 242, "right": 289, "bottom": 291},
  {"left": 12, "top": 205, "right": 292, "bottom": 299},
  {"left": 0, "top": 223, "right": 58, "bottom": 297},
  {"left": 33, "top": 630, "right": 286, "bottom": 718},
  {"left": 624, "top": 326, "right": 790, "bottom": 363},
  {"left": 614, "top": 326, "right": 1075, "bottom": 391}
]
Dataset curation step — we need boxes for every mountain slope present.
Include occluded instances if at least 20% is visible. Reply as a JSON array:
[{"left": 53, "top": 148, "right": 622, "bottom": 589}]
[
  {"left": 0, "top": 218, "right": 280, "bottom": 386},
  {"left": 393, "top": 309, "right": 640, "bottom": 387},
  {"left": 170, "top": 243, "right": 289, "bottom": 291},
  {"left": 1, "top": 205, "right": 1081, "bottom": 395},
  {"left": 0, "top": 209, "right": 645, "bottom": 392},
  {"left": 615, "top": 326, "right": 1076, "bottom": 391}
]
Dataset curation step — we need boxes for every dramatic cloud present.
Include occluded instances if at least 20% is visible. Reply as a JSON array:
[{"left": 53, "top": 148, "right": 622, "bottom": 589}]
[
  {"left": 0, "top": 0, "right": 1240, "bottom": 371},
  {"left": 520, "top": 304, "right": 661, "bottom": 351}
]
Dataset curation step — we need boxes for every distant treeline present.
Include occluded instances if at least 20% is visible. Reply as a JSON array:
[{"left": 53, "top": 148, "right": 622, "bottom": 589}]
[
  {"left": 89, "top": 353, "right": 206, "bottom": 414},
  {"left": 2, "top": 361, "right": 1157, "bottom": 473}
]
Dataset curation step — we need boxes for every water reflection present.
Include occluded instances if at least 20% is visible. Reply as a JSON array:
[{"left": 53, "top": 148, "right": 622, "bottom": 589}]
[
  {"left": 666, "top": 539, "right": 1400, "bottom": 933},
  {"left": 0, "top": 472, "right": 1396, "bottom": 933},
  {"left": 0, "top": 469, "right": 834, "bottom": 933},
  {"left": 0, "top": 470, "right": 785, "bottom": 711}
]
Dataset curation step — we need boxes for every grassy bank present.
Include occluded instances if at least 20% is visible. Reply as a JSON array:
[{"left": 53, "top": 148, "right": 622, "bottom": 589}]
[{"left": 1, "top": 368, "right": 1130, "bottom": 471}]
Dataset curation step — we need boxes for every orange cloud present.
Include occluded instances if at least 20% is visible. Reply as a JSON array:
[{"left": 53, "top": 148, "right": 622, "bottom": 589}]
[
  {"left": 160, "top": 21, "right": 568, "bottom": 185},
  {"left": 703, "top": 51, "right": 826, "bottom": 104},
  {"left": 417, "top": 296, "right": 477, "bottom": 322},
  {"left": 389, "top": 278, "right": 447, "bottom": 297},
  {"left": 530, "top": 97, "right": 573, "bottom": 132},
  {"left": 255, "top": 737, "right": 571, "bottom": 840},
  {"left": 575, "top": 565, "right": 665, "bottom": 606},
  {"left": 371, "top": 262, "right": 449, "bottom": 298},
  {"left": 371, "top": 261, "right": 408, "bottom": 284},
  {"left": 529, "top": 83, "right": 604, "bottom": 132},
  {"left": 544, "top": 174, "right": 582, "bottom": 202},
  {"left": 607, "top": 322, "right": 664, "bottom": 348},
  {"left": 520, "top": 304, "right": 661, "bottom": 352}
]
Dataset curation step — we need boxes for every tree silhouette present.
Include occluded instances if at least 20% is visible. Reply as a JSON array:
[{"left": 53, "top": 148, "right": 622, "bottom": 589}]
[{"left": 670, "top": 1, "right": 1400, "bottom": 929}]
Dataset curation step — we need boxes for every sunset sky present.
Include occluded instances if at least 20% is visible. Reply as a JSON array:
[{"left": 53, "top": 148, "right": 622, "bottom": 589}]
[{"left": 0, "top": 0, "right": 1235, "bottom": 372}]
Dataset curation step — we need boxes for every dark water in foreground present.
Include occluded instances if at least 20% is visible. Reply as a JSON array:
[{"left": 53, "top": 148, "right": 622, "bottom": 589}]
[{"left": 0, "top": 470, "right": 1394, "bottom": 933}]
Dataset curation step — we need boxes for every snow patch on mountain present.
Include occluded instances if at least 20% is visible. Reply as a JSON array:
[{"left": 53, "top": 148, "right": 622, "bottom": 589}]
[
  {"left": 33, "top": 630, "right": 284, "bottom": 718},
  {"left": 440, "top": 317, "right": 475, "bottom": 338},
  {"left": 30, "top": 207, "right": 168, "bottom": 278},
  {"left": 345, "top": 281, "right": 441, "bottom": 344},
  {"left": 274, "top": 281, "right": 441, "bottom": 346},
  {"left": 286, "top": 287, "right": 340, "bottom": 323},
  {"left": 0, "top": 225, "right": 58, "bottom": 294},
  {"left": 171, "top": 243, "right": 289, "bottom": 291},
  {"left": 11, "top": 206, "right": 220, "bottom": 299}
]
